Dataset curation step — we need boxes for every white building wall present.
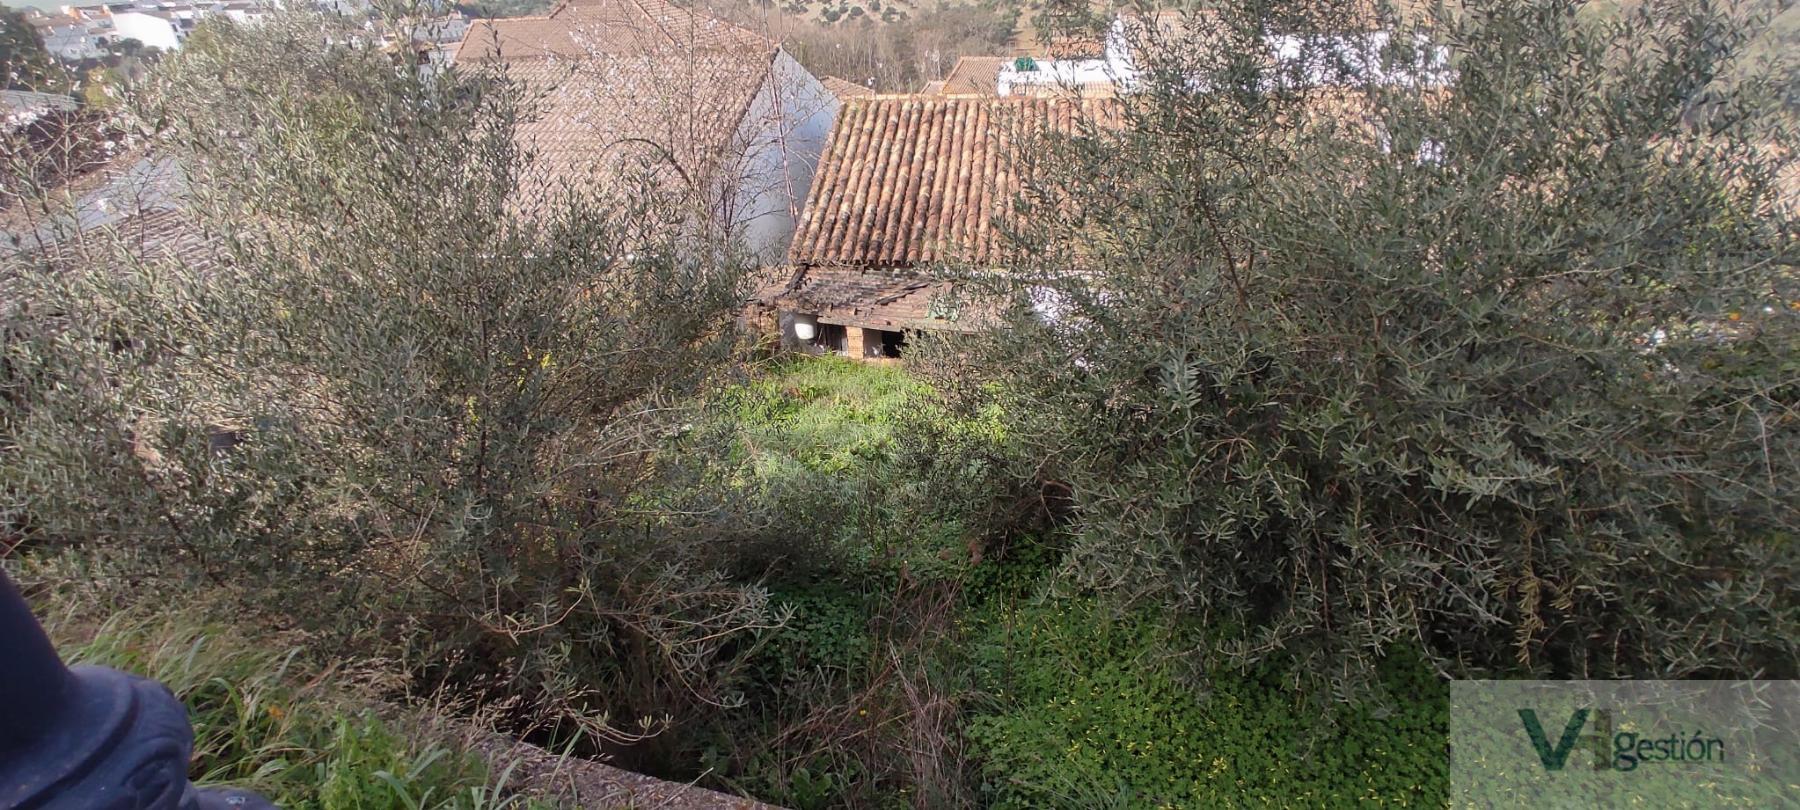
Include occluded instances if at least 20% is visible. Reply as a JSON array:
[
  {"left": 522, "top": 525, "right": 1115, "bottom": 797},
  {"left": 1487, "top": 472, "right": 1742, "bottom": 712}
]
[
  {"left": 997, "top": 18, "right": 1449, "bottom": 96},
  {"left": 725, "top": 48, "right": 840, "bottom": 263},
  {"left": 108, "top": 12, "right": 181, "bottom": 51},
  {"left": 997, "top": 57, "right": 1124, "bottom": 96}
]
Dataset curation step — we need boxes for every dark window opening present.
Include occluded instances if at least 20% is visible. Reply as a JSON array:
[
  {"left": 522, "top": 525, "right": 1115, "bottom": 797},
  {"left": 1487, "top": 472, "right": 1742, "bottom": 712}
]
[
  {"left": 814, "top": 323, "right": 847, "bottom": 354},
  {"left": 871, "top": 328, "right": 906, "bottom": 359}
]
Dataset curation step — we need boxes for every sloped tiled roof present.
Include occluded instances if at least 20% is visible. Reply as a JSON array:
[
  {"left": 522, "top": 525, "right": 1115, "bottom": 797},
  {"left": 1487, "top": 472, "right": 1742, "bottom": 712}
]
[
  {"left": 454, "top": 0, "right": 778, "bottom": 196},
  {"left": 84, "top": 205, "right": 215, "bottom": 270},
  {"left": 505, "top": 55, "right": 769, "bottom": 194},
  {"left": 0, "top": 90, "right": 79, "bottom": 118},
  {"left": 3, "top": 204, "right": 215, "bottom": 321},
  {"left": 819, "top": 75, "right": 874, "bottom": 101},
  {"left": 17, "top": 205, "right": 213, "bottom": 270},
  {"left": 788, "top": 94, "right": 1118, "bottom": 267},
  {"left": 936, "top": 56, "right": 1005, "bottom": 95},
  {"left": 2, "top": 150, "right": 184, "bottom": 249}
]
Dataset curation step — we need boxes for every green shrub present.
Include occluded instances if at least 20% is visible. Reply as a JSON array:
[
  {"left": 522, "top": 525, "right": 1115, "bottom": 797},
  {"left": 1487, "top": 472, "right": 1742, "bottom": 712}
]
[
  {"left": 761, "top": 586, "right": 876, "bottom": 683},
  {"left": 694, "top": 357, "right": 1010, "bottom": 583},
  {"left": 966, "top": 601, "right": 1447, "bottom": 808},
  {"left": 930, "top": 0, "right": 1800, "bottom": 695},
  {"left": 2, "top": 9, "right": 770, "bottom": 762},
  {"left": 679, "top": 358, "right": 1024, "bottom": 804}
]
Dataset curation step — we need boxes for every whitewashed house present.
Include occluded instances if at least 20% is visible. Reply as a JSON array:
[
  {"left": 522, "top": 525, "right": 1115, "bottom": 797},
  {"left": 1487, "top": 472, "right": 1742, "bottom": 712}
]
[
  {"left": 983, "top": 13, "right": 1449, "bottom": 97},
  {"left": 36, "top": 1, "right": 278, "bottom": 55}
]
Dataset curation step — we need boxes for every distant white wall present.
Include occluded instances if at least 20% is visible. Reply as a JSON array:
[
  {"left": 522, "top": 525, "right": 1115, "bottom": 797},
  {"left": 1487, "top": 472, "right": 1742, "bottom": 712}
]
[
  {"left": 997, "top": 56, "right": 1123, "bottom": 96},
  {"left": 998, "top": 18, "right": 1138, "bottom": 96},
  {"left": 998, "top": 17, "right": 1451, "bottom": 96},
  {"left": 726, "top": 48, "right": 840, "bottom": 263},
  {"left": 1265, "top": 31, "right": 1451, "bottom": 89},
  {"left": 109, "top": 12, "right": 180, "bottom": 50}
]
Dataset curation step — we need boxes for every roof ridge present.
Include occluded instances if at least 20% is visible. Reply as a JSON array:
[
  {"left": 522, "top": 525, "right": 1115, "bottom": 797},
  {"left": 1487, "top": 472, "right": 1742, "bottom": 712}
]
[
  {"left": 619, "top": 0, "right": 681, "bottom": 48},
  {"left": 617, "top": 0, "right": 773, "bottom": 50}
]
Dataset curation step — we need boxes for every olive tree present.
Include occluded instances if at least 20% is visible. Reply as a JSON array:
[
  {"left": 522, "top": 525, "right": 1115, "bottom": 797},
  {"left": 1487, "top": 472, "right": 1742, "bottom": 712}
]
[
  {"left": 922, "top": 0, "right": 1798, "bottom": 695},
  {"left": 2, "top": 8, "right": 775, "bottom": 748}
]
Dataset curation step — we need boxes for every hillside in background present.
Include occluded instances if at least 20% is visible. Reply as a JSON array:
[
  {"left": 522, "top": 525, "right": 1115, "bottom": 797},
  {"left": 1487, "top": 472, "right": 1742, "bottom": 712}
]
[{"left": 451, "top": 0, "right": 1798, "bottom": 106}]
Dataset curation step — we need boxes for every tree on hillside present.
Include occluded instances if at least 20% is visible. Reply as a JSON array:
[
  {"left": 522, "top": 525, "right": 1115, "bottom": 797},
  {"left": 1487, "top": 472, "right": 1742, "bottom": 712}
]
[
  {"left": 1031, "top": 0, "right": 1103, "bottom": 48},
  {"left": 924, "top": 0, "right": 1798, "bottom": 696},
  {"left": 690, "top": 0, "right": 1018, "bottom": 92},
  {"left": 108, "top": 37, "right": 145, "bottom": 59},
  {"left": 455, "top": 0, "right": 554, "bottom": 18}
]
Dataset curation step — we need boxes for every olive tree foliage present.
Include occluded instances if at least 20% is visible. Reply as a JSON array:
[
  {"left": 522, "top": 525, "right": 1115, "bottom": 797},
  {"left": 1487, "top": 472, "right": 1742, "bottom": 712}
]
[
  {"left": 920, "top": 0, "right": 1798, "bottom": 696},
  {"left": 1, "top": 9, "right": 776, "bottom": 742}
]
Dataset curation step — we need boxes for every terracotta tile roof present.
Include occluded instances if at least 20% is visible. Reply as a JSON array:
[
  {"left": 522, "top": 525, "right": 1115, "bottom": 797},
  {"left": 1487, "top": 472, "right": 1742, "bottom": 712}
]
[
  {"left": 788, "top": 94, "right": 1118, "bottom": 267},
  {"left": 454, "top": 0, "right": 778, "bottom": 197},
  {"left": 937, "top": 56, "right": 1005, "bottom": 95},
  {"left": 85, "top": 206, "right": 214, "bottom": 269},
  {"left": 3, "top": 204, "right": 214, "bottom": 318},
  {"left": 454, "top": 0, "right": 771, "bottom": 62},
  {"left": 819, "top": 75, "right": 874, "bottom": 101},
  {"left": 504, "top": 55, "right": 769, "bottom": 194}
]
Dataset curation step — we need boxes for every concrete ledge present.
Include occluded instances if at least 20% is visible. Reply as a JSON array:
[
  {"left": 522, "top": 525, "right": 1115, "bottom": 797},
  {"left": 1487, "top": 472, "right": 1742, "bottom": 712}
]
[{"left": 471, "top": 733, "right": 786, "bottom": 810}]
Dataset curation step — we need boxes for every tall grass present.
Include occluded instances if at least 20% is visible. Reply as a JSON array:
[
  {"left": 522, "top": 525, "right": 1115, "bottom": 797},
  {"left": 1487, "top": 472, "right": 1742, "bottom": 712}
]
[
  {"left": 721, "top": 355, "right": 925, "bottom": 474},
  {"left": 35, "top": 590, "right": 546, "bottom": 810}
]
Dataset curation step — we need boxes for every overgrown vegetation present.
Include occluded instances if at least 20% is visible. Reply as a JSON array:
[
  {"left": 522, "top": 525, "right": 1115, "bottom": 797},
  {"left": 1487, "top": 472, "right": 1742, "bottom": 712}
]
[
  {"left": 673, "top": 359, "right": 1452, "bottom": 807},
  {"left": 6, "top": 6, "right": 768, "bottom": 764},
  {"left": 2, "top": 0, "right": 1795, "bottom": 807},
  {"left": 965, "top": 601, "right": 1447, "bottom": 808},
  {"left": 30, "top": 584, "right": 536, "bottom": 809},
  {"left": 925, "top": 0, "right": 1798, "bottom": 696}
]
